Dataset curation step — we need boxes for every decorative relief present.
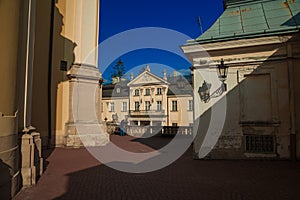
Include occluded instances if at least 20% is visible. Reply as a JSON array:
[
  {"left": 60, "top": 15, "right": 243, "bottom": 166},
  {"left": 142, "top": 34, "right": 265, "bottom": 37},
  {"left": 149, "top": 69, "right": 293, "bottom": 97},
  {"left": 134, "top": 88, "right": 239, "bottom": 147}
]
[{"left": 143, "top": 74, "right": 152, "bottom": 82}]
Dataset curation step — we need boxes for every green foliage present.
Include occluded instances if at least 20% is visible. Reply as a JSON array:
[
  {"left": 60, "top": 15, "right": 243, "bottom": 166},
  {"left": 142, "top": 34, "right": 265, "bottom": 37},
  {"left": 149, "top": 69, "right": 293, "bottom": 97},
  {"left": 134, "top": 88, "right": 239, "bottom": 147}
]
[{"left": 111, "top": 59, "right": 125, "bottom": 79}]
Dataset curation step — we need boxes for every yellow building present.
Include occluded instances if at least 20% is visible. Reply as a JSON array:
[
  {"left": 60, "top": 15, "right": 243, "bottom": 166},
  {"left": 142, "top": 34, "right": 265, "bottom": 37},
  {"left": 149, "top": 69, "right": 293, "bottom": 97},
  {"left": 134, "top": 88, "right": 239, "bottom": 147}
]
[
  {"left": 101, "top": 66, "right": 193, "bottom": 135},
  {"left": 1, "top": 0, "right": 103, "bottom": 198},
  {"left": 181, "top": 0, "right": 300, "bottom": 160}
]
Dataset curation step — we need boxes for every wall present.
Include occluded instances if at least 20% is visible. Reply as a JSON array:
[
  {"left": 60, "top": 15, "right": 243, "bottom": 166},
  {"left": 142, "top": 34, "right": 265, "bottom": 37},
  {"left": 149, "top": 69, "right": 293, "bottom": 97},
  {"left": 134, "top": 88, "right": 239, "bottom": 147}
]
[
  {"left": 167, "top": 96, "right": 193, "bottom": 126},
  {"left": 0, "top": 0, "right": 22, "bottom": 198},
  {"left": 102, "top": 98, "right": 129, "bottom": 122},
  {"left": 183, "top": 34, "right": 299, "bottom": 159}
]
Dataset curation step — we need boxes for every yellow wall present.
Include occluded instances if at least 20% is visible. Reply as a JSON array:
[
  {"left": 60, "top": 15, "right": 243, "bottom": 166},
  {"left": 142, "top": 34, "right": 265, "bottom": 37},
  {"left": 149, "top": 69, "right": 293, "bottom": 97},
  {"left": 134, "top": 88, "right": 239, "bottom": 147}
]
[
  {"left": 102, "top": 98, "right": 129, "bottom": 122},
  {"left": 0, "top": 0, "right": 22, "bottom": 198},
  {"left": 167, "top": 96, "right": 193, "bottom": 126}
]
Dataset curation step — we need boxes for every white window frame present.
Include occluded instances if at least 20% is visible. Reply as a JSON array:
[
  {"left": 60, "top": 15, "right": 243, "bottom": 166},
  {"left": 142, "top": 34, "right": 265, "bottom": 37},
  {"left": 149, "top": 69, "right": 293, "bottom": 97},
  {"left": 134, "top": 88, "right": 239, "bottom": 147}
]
[
  {"left": 134, "top": 101, "right": 140, "bottom": 111},
  {"left": 172, "top": 100, "right": 177, "bottom": 111},
  {"left": 145, "top": 101, "right": 151, "bottom": 111},
  {"left": 157, "top": 101, "right": 162, "bottom": 111},
  {"left": 122, "top": 102, "right": 127, "bottom": 112},
  {"left": 110, "top": 102, "right": 115, "bottom": 112}
]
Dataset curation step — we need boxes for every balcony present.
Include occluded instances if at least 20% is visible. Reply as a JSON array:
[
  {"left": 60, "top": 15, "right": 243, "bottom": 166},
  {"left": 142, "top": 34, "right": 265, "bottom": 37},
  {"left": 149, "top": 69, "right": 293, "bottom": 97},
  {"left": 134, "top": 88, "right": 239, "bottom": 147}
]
[{"left": 128, "top": 110, "right": 166, "bottom": 117}]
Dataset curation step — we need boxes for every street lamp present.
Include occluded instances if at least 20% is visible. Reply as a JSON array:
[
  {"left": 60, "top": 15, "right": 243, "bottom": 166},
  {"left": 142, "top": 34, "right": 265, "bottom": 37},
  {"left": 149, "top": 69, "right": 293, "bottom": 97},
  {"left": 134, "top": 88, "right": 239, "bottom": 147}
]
[{"left": 217, "top": 58, "right": 228, "bottom": 91}]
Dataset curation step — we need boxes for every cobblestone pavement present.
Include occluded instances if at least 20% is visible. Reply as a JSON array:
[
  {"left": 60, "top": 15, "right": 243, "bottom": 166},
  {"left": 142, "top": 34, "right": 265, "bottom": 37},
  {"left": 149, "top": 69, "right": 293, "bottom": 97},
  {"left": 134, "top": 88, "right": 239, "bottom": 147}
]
[{"left": 14, "top": 135, "right": 300, "bottom": 200}]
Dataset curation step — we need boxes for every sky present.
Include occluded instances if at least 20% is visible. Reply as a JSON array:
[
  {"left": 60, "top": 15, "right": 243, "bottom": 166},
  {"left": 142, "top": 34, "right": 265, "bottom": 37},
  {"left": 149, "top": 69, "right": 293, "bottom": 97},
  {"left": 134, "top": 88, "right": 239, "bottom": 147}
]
[{"left": 98, "top": 0, "right": 224, "bottom": 81}]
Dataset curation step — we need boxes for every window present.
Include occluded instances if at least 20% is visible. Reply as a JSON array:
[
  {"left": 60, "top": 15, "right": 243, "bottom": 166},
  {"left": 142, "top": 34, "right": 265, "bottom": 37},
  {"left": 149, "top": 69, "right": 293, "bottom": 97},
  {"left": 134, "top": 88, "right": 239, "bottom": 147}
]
[
  {"left": 110, "top": 102, "right": 115, "bottom": 112},
  {"left": 145, "top": 88, "right": 150, "bottom": 96},
  {"left": 134, "top": 89, "right": 139, "bottom": 96},
  {"left": 145, "top": 101, "right": 151, "bottom": 111},
  {"left": 172, "top": 101, "right": 177, "bottom": 111},
  {"left": 116, "top": 87, "right": 120, "bottom": 93},
  {"left": 134, "top": 102, "right": 140, "bottom": 111},
  {"left": 188, "top": 100, "right": 193, "bottom": 111},
  {"left": 172, "top": 123, "right": 178, "bottom": 127},
  {"left": 157, "top": 101, "right": 162, "bottom": 111},
  {"left": 245, "top": 135, "right": 275, "bottom": 153},
  {"left": 157, "top": 88, "right": 162, "bottom": 95},
  {"left": 122, "top": 102, "right": 127, "bottom": 112}
]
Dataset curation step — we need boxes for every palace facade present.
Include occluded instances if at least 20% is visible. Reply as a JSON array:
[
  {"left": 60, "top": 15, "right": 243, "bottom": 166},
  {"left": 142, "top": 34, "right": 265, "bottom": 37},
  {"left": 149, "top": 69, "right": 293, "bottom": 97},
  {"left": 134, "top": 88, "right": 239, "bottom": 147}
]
[{"left": 101, "top": 66, "right": 193, "bottom": 131}]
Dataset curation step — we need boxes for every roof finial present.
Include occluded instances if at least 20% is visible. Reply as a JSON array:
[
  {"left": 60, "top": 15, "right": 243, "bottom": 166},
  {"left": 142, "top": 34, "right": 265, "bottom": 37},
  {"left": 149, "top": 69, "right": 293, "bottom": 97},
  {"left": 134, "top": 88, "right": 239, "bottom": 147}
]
[{"left": 146, "top": 65, "right": 150, "bottom": 72}]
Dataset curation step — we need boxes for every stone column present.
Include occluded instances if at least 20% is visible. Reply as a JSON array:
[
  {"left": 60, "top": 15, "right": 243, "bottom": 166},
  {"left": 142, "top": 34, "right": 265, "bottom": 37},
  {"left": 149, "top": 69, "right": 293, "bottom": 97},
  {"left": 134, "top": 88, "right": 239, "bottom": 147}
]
[
  {"left": 62, "top": 0, "right": 109, "bottom": 147},
  {"left": 0, "top": 0, "right": 21, "bottom": 198}
]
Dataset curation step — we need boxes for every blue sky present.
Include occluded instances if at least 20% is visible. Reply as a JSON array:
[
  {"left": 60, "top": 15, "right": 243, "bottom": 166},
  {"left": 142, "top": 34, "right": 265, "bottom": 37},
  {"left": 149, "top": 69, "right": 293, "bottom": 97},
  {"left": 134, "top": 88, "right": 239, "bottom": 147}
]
[{"left": 98, "top": 0, "right": 224, "bottom": 81}]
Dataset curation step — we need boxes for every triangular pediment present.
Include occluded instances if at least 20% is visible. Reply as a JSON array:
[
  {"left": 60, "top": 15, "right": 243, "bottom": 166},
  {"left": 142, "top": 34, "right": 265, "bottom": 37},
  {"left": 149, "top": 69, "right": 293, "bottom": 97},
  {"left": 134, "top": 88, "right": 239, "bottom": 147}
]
[{"left": 128, "top": 71, "right": 169, "bottom": 86}]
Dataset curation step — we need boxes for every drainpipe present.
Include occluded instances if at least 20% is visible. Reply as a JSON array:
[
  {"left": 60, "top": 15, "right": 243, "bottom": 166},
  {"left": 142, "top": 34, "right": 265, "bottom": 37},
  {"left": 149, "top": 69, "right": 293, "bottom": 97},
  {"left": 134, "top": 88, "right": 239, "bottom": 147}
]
[
  {"left": 47, "top": 0, "right": 55, "bottom": 145},
  {"left": 23, "top": 0, "right": 36, "bottom": 133},
  {"left": 287, "top": 43, "right": 296, "bottom": 161}
]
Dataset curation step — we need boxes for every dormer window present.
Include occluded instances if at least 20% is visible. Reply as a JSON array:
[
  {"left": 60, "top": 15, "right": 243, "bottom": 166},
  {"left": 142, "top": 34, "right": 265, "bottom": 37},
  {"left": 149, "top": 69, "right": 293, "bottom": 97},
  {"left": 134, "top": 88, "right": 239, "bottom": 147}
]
[
  {"left": 116, "top": 87, "right": 120, "bottom": 93},
  {"left": 134, "top": 89, "right": 139, "bottom": 96}
]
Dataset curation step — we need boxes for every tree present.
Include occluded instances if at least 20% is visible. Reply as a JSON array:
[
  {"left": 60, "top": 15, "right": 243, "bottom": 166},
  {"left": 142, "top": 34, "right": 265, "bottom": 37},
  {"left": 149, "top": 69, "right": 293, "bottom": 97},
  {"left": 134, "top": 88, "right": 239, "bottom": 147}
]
[{"left": 111, "top": 59, "right": 125, "bottom": 79}]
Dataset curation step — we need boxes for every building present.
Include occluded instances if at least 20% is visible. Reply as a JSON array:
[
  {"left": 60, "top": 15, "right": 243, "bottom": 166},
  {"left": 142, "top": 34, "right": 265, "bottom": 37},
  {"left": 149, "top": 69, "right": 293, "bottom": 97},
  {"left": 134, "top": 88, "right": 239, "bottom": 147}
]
[
  {"left": 181, "top": 0, "right": 300, "bottom": 159},
  {"left": 101, "top": 65, "right": 193, "bottom": 135},
  {"left": 1, "top": 0, "right": 104, "bottom": 198}
]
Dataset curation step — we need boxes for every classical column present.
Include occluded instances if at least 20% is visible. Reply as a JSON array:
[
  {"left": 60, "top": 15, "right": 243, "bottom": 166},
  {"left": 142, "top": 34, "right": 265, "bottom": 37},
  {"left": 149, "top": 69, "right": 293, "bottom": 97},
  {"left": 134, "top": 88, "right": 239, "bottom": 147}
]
[
  {"left": 61, "top": 0, "right": 109, "bottom": 147},
  {"left": 0, "top": 0, "right": 21, "bottom": 198}
]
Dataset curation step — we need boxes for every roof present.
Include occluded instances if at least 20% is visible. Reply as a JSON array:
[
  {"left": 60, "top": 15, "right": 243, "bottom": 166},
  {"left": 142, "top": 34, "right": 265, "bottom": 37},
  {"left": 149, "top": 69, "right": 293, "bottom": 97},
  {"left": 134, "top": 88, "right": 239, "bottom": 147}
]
[
  {"left": 167, "top": 75, "right": 193, "bottom": 96},
  {"left": 102, "top": 75, "right": 193, "bottom": 98},
  {"left": 102, "top": 80, "right": 129, "bottom": 98},
  {"left": 188, "top": 0, "right": 300, "bottom": 44}
]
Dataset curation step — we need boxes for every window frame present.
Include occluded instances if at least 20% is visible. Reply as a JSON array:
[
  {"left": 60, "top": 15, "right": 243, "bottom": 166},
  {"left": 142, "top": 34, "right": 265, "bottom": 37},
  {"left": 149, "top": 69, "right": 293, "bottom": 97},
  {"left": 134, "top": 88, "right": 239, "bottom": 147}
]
[
  {"left": 156, "top": 88, "right": 162, "bottom": 95},
  {"left": 188, "top": 100, "right": 193, "bottom": 111},
  {"left": 122, "top": 102, "right": 127, "bottom": 112},
  {"left": 134, "top": 101, "right": 140, "bottom": 111},
  {"left": 156, "top": 101, "right": 162, "bottom": 111},
  {"left": 171, "top": 100, "right": 178, "bottom": 111},
  {"left": 145, "top": 101, "right": 151, "bottom": 111},
  {"left": 110, "top": 102, "right": 115, "bottom": 112},
  {"left": 145, "top": 88, "right": 151, "bottom": 96}
]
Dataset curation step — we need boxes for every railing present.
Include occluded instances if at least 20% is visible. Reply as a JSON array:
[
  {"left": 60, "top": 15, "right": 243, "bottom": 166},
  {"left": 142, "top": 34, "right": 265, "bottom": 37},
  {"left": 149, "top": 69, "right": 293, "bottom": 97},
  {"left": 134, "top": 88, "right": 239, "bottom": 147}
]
[
  {"left": 128, "top": 110, "right": 166, "bottom": 116},
  {"left": 126, "top": 126, "right": 193, "bottom": 137}
]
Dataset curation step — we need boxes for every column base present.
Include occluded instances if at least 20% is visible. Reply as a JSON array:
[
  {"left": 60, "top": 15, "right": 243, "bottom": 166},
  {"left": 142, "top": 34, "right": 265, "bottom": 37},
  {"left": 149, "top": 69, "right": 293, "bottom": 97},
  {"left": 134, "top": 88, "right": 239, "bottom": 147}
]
[{"left": 65, "top": 122, "right": 109, "bottom": 147}]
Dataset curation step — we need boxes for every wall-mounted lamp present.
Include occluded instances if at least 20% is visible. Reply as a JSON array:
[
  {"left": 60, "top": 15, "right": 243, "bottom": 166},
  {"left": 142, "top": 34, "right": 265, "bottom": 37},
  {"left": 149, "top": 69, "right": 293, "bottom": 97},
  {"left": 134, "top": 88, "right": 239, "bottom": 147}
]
[
  {"left": 217, "top": 58, "right": 228, "bottom": 91},
  {"left": 198, "top": 59, "right": 229, "bottom": 103}
]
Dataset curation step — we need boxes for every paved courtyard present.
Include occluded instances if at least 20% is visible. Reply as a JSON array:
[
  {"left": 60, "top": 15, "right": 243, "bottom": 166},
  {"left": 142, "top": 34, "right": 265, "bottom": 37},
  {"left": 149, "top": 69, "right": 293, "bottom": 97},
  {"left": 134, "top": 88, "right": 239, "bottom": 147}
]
[{"left": 14, "top": 135, "right": 300, "bottom": 200}]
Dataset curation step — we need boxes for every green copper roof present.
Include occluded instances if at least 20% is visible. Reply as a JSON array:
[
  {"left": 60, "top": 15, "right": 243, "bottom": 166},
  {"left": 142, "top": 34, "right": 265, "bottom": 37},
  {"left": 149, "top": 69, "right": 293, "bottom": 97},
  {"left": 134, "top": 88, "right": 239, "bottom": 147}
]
[{"left": 191, "top": 0, "right": 300, "bottom": 44}]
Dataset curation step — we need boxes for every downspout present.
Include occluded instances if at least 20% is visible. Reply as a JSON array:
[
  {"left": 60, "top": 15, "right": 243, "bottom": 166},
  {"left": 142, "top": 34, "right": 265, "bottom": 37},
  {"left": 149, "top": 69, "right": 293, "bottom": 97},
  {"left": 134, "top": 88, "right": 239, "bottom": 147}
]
[
  {"left": 47, "top": 0, "right": 55, "bottom": 146},
  {"left": 23, "top": 0, "right": 36, "bottom": 133},
  {"left": 287, "top": 43, "right": 296, "bottom": 161}
]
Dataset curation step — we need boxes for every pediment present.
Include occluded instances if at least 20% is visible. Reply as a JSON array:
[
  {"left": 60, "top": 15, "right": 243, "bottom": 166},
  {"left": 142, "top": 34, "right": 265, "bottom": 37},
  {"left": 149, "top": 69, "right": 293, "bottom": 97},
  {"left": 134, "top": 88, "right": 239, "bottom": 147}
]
[{"left": 128, "top": 71, "right": 169, "bottom": 86}]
